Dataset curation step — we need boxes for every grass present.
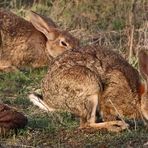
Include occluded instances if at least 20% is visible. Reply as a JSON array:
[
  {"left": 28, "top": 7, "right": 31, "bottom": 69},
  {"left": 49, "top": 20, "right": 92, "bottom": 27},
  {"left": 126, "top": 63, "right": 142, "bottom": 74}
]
[{"left": 0, "top": 68, "right": 148, "bottom": 147}]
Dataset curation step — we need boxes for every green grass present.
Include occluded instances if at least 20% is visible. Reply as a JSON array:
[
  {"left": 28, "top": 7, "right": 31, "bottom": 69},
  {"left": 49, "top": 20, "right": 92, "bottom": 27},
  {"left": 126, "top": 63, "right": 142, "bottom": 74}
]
[{"left": 0, "top": 68, "right": 148, "bottom": 147}]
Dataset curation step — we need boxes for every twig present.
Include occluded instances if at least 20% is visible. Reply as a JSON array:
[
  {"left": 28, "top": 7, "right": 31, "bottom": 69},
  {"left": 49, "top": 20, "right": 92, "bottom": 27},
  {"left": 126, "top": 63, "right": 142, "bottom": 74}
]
[{"left": 108, "top": 99, "right": 131, "bottom": 132}]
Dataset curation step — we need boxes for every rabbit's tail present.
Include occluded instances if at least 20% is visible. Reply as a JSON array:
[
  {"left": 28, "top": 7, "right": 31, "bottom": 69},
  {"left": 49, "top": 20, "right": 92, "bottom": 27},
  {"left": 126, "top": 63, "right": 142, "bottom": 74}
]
[{"left": 29, "top": 93, "right": 55, "bottom": 112}]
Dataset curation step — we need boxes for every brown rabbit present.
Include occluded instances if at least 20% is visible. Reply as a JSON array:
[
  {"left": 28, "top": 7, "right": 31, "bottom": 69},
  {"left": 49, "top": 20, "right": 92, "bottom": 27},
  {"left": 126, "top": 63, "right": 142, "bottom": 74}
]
[
  {"left": 0, "top": 9, "right": 79, "bottom": 71},
  {"left": 0, "top": 103, "right": 28, "bottom": 134},
  {"left": 29, "top": 45, "right": 148, "bottom": 132},
  {"left": 138, "top": 49, "right": 148, "bottom": 123}
]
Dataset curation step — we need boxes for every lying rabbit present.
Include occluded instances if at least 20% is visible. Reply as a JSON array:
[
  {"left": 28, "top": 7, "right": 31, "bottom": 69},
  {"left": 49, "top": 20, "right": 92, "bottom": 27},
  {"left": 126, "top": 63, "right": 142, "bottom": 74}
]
[{"left": 0, "top": 9, "right": 79, "bottom": 71}]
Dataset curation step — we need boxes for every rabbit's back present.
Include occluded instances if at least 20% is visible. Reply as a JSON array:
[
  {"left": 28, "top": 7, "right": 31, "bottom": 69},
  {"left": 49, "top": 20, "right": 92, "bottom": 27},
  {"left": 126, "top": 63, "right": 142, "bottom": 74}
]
[
  {"left": 42, "top": 45, "right": 141, "bottom": 120},
  {"left": 43, "top": 64, "right": 102, "bottom": 116},
  {"left": 0, "top": 9, "right": 34, "bottom": 38},
  {"left": 48, "top": 45, "right": 140, "bottom": 92},
  {"left": 0, "top": 9, "right": 49, "bottom": 69}
]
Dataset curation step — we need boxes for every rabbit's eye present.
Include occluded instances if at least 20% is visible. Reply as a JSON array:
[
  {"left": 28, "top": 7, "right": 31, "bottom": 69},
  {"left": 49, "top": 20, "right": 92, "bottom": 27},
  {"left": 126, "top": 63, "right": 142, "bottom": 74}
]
[{"left": 61, "top": 41, "right": 67, "bottom": 47}]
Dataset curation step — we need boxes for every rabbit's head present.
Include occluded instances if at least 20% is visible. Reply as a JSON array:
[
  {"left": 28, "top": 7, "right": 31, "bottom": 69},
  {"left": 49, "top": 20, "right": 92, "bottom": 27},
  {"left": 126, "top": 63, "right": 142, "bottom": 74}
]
[
  {"left": 29, "top": 11, "right": 79, "bottom": 58},
  {"left": 138, "top": 49, "right": 148, "bottom": 123}
]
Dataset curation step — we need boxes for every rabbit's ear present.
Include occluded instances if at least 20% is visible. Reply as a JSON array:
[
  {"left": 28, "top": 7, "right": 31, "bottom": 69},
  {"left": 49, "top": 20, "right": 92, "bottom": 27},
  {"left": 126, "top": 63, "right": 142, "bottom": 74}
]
[
  {"left": 138, "top": 49, "right": 148, "bottom": 122},
  {"left": 29, "top": 11, "right": 56, "bottom": 41},
  {"left": 138, "top": 49, "right": 148, "bottom": 80}
]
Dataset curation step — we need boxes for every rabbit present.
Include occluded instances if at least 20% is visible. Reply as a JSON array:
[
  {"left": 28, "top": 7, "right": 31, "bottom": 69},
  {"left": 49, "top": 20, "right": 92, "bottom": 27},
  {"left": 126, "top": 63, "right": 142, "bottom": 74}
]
[
  {"left": 0, "top": 103, "right": 28, "bottom": 134},
  {"left": 29, "top": 44, "right": 148, "bottom": 132},
  {"left": 138, "top": 49, "right": 148, "bottom": 123},
  {"left": 0, "top": 9, "right": 79, "bottom": 72}
]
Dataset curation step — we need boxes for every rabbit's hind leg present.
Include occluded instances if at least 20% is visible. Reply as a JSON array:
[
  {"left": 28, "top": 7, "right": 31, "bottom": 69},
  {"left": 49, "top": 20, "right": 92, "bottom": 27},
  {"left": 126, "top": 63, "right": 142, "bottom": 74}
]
[
  {"left": 89, "top": 121, "right": 129, "bottom": 132},
  {"left": 79, "top": 93, "right": 99, "bottom": 128},
  {"left": 79, "top": 93, "right": 129, "bottom": 132}
]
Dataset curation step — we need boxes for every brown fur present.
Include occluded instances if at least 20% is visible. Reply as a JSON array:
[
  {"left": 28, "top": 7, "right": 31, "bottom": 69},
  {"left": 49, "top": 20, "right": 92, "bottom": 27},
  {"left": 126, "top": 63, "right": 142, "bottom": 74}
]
[
  {"left": 38, "top": 45, "right": 148, "bottom": 132},
  {"left": 138, "top": 49, "right": 148, "bottom": 122},
  {"left": 0, "top": 9, "right": 79, "bottom": 71}
]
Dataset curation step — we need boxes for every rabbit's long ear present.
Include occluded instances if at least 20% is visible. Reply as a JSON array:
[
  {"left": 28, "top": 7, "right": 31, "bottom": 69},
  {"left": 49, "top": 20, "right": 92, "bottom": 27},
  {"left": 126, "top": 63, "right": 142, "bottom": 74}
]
[
  {"left": 138, "top": 49, "right": 148, "bottom": 81},
  {"left": 29, "top": 11, "right": 56, "bottom": 41}
]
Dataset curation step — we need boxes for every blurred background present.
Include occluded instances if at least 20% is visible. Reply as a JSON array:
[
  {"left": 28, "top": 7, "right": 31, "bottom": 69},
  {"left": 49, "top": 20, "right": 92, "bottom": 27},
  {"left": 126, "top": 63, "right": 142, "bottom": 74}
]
[{"left": 0, "top": 0, "right": 147, "bottom": 66}]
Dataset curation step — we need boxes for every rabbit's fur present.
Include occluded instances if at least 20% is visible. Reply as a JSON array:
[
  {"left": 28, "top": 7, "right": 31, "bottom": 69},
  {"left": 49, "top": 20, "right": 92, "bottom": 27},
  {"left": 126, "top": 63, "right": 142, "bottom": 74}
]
[
  {"left": 0, "top": 9, "right": 79, "bottom": 71},
  {"left": 30, "top": 44, "right": 148, "bottom": 132},
  {"left": 138, "top": 49, "right": 148, "bottom": 122}
]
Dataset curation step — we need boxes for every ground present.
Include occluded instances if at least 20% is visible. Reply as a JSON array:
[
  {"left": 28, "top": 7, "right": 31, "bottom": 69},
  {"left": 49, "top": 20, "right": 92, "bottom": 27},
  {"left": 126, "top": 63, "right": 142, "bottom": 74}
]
[{"left": 0, "top": 68, "right": 148, "bottom": 148}]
